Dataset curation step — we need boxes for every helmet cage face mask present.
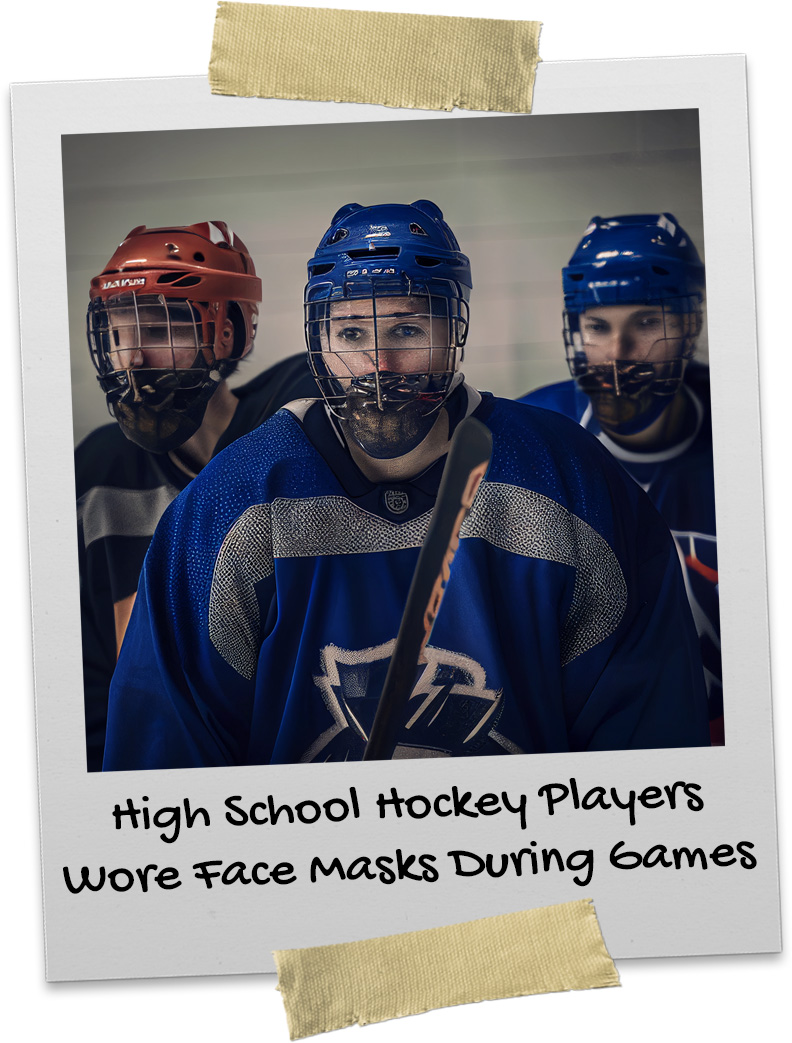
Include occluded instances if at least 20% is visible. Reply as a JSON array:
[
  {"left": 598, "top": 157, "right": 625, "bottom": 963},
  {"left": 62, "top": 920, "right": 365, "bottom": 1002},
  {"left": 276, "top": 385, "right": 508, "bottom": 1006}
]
[
  {"left": 563, "top": 297, "right": 702, "bottom": 400},
  {"left": 305, "top": 274, "right": 468, "bottom": 421},
  {"left": 87, "top": 291, "right": 229, "bottom": 453}
]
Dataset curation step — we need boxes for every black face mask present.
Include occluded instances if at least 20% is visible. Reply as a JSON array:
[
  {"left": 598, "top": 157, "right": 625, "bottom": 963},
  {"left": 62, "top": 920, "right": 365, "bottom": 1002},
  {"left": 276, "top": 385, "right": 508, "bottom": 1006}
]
[
  {"left": 105, "top": 367, "right": 222, "bottom": 454},
  {"left": 586, "top": 386, "right": 671, "bottom": 436},
  {"left": 576, "top": 357, "right": 686, "bottom": 437},
  {"left": 341, "top": 374, "right": 442, "bottom": 459}
]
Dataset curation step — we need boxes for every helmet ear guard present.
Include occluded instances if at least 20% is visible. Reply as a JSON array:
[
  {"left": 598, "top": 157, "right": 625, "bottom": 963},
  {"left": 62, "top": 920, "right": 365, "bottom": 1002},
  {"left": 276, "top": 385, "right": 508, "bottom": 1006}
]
[{"left": 218, "top": 301, "right": 257, "bottom": 375}]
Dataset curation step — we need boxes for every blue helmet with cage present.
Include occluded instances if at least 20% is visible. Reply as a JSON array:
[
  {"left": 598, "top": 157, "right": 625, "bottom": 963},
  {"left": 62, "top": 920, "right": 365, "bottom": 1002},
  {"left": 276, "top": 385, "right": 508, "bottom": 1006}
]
[
  {"left": 561, "top": 214, "right": 706, "bottom": 434},
  {"left": 304, "top": 200, "right": 472, "bottom": 458}
]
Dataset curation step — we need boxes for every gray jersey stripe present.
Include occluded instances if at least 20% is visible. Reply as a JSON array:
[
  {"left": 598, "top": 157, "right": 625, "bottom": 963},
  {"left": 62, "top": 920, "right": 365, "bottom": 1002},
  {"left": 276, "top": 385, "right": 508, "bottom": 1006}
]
[
  {"left": 77, "top": 483, "right": 180, "bottom": 549},
  {"left": 272, "top": 496, "right": 431, "bottom": 558},
  {"left": 461, "top": 483, "right": 627, "bottom": 665},
  {"left": 208, "top": 482, "right": 627, "bottom": 676},
  {"left": 209, "top": 504, "right": 273, "bottom": 681}
]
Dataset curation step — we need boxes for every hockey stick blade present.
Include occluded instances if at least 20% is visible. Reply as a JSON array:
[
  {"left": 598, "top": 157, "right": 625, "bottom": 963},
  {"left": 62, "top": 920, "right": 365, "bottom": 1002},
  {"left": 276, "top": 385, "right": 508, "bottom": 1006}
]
[{"left": 362, "top": 416, "right": 493, "bottom": 761}]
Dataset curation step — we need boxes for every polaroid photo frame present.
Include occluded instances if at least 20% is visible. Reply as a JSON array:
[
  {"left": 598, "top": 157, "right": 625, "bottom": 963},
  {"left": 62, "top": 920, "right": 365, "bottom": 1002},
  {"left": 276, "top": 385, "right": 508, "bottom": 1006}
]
[{"left": 12, "top": 56, "right": 780, "bottom": 982}]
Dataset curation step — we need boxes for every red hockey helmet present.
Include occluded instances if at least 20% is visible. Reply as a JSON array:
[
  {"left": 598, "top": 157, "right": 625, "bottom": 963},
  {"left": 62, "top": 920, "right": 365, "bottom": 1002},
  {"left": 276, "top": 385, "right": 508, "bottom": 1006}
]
[
  {"left": 89, "top": 221, "right": 261, "bottom": 361},
  {"left": 87, "top": 222, "right": 262, "bottom": 453}
]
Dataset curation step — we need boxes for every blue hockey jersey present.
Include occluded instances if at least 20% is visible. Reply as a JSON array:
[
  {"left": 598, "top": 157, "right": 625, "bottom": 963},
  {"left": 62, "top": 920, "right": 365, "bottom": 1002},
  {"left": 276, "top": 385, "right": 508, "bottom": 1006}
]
[
  {"left": 103, "top": 390, "right": 710, "bottom": 769},
  {"left": 519, "top": 364, "right": 721, "bottom": 733}
]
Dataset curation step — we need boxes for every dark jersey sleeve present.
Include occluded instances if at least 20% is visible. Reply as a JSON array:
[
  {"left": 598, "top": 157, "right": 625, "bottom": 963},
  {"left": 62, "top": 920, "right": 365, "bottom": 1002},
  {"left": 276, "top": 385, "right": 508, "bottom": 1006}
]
[{"left": 75, "top": 425, "right": 180, "bottom": 770}]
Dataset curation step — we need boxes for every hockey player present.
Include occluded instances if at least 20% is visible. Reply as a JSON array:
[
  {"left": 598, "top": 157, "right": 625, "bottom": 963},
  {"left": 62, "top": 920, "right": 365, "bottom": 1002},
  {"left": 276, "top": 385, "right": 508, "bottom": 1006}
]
[
  {"left": 519, "top": 215, "right": 722, "bottom": 743},
  {"left": 103, "top": 201, "right": 710, "bottom": 770},
  {"left": 77, "top": 221, "right": 317, "bottom": 770}
]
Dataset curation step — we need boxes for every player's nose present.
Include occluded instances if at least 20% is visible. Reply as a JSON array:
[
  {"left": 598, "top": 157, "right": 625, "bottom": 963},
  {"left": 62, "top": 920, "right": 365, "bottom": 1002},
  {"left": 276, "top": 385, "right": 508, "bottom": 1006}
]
[
  {"left": 375, "top": 348, "right": 404, "bottom": 372},
  {"left": 614, "top": 326, "right": 636, "bottom": 356},
  {"left": 114, "top": 347, "right": 146, "bottom": 370}
]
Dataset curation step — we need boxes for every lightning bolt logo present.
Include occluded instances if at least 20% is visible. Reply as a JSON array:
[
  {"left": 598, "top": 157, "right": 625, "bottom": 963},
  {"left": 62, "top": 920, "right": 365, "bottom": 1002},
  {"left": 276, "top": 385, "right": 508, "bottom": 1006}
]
[{"left": 301, "top": 641, "right": 507, "bottom": 762}]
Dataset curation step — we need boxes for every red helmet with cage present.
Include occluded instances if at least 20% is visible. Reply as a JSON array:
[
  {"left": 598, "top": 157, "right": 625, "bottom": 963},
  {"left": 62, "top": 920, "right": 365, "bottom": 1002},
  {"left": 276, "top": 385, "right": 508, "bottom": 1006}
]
[
  {"left": 89, "top": 221, "right": 261, "bottom": 359},
  {"left": 87, "top": 222, "right": 262, "bottom": 453}
]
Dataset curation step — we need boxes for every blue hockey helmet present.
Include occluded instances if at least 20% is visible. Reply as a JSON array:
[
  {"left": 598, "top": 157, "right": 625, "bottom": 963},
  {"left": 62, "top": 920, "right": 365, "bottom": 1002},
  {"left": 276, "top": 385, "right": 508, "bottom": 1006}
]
[
  {"left": 562, "top": 213, "right": 705, "bottom": 314},
  {"left": 306, "top": 199, "right": 472, "bottom": 308},
  {"left": 304, "top": 201, "right": 472, "bottom": 458}
]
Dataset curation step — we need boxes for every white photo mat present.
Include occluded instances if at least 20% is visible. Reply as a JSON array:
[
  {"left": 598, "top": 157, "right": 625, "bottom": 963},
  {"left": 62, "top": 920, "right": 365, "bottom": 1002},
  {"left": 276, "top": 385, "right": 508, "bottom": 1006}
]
[{"left": 12, "top": 56, "right": 779, "bottom": 982}]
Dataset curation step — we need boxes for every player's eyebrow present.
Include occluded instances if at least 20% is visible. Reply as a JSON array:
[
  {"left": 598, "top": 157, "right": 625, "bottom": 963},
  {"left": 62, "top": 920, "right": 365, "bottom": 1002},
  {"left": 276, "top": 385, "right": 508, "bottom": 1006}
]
[
  {"left": 332, "top": 311, "right": 428, "bottom": 320},
  {"left": 585, "top": 306, "right": 663, "bottom": 317}
]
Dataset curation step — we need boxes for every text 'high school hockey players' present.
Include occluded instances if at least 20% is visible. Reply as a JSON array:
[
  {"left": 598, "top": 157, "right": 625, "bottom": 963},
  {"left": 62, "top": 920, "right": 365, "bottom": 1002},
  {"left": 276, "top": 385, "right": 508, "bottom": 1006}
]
[
  {"left": 519, "top": 214, "right": 722, "bottom": 744},
  {"left": 103, "top": 201, "right": 710, "bottom": 769}
]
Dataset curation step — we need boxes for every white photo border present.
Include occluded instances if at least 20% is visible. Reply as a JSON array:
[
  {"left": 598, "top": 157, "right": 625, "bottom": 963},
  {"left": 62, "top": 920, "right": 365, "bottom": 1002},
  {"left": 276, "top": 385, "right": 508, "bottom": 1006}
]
[{"left": 12, "top": 58, "right": 780, "bottom": 982}]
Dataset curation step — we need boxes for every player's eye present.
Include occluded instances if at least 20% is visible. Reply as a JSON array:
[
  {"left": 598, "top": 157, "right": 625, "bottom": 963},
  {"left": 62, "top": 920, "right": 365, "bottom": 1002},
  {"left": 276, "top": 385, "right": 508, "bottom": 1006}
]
[
  {"left": 389, "top": 323, "right": 427, "bottom": 340},
  {"left": 637, "top": 316, "right": 664, "bottom": 329},
  {"left": 583, "top": 320, "right": 609, "bottom": 335},
  {"left": 336, "top": 325, "right": 367, "bottom": 343}
]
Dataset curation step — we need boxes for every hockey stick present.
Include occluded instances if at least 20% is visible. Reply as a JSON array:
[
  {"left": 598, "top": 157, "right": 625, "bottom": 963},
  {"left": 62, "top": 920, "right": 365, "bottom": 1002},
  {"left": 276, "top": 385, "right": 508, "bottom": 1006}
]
[{"left": 362, "top": 416, "right": 493, "bottom": 761}]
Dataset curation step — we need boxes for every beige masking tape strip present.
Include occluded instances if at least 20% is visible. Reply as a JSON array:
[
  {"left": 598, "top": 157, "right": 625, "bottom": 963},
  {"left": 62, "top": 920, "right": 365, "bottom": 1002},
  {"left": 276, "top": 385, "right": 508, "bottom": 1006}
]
[
  {"left": 273, "top": 899, "right": 619, "bottom": 1039},
  {"left": 209, "top": 4, "right": 542, "bottom": 113}
]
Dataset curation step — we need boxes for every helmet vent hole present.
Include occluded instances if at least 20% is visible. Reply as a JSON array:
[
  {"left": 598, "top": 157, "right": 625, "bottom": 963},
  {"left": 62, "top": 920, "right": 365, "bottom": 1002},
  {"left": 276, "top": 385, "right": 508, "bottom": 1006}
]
[
  {"left": 310, "top": 263, "right": 335, "bottom": 276},
  {"left": 409, "top": 223, "right": 429, "bottom": 236},
  {"left": 157, "top": 272, "right": 185, "bottom": 284},
  {"left": 568, "top": 273, "right": 584, "bottom": 282},
  {"left": 347, "top": 247, "right": 400, "bottom": 259},
  {"left": 193, "top": 251, "right": 205, "bottom": 262},
  {"left": 415, "top": 255, "right": 443, "bottom": 268},
  {"left": 652, "top": 265, "right": 670, "bottom": 276},
  {"left": 327, "top": 228, "right": 349, "bottom": 245}
]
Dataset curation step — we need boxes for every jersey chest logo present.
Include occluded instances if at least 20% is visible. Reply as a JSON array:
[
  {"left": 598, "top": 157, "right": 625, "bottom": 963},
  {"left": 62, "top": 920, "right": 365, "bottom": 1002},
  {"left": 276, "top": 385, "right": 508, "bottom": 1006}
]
[
  {"left": 384, "top": 489, "right": 409, "bottom": 515},
  {"left": 301, "top": 640, "right": 516, "bottom": 763}
]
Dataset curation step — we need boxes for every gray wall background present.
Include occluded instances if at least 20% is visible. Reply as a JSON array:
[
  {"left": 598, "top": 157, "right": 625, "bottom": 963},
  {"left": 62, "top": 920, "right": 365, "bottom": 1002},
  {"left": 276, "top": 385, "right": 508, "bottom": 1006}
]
[{"left": 63, "top": 110, "right": 704, "bottom": 445}]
